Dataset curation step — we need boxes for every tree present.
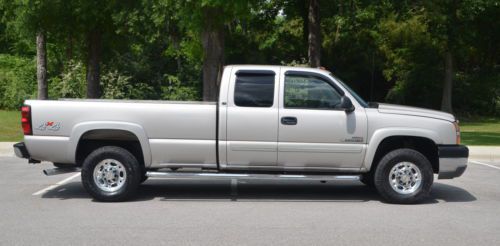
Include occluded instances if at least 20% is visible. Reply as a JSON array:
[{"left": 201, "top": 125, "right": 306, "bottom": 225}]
[
  {"left": 174, "top": 0, "right": 252, "bottom": 101},
  {"left": 74, "top": 0, "right": 118, "bottom": 99},
  {"left": 86, "top": 28, "right": 101, "bottom": 98},
  {"left": 0, "top": 0, "right": 498, "bottom": 115},
  {"left": 426, "top": 1, "right": 460, "bottom": 113},
  {"left": 36, "top": 30, "right": 47, "bottom": 99},
  {"left": 307, "top": 0, "right": 321, "bottom": 67},
  {"left": 201, "top": 6, "right": 224, "bottom": 101},
  {"left": 0, "top": 0, "right": 57, "bottom": 100},
  {"left": 441, "top": 51, "right": 453, "bottom": 113}
]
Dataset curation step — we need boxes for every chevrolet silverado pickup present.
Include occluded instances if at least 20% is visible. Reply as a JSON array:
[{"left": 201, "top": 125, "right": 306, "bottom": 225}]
[{"left": 13, "top": 65, "right": 469, "bottom": 203}]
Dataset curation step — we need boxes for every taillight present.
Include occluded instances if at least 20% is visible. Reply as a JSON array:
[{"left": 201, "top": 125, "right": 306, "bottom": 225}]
[
  {"left": 21, "top": 105, "right": 32, "bottom": 135},
  {"left": 453, "top": 121, "right": 460, "bottom": 145}
]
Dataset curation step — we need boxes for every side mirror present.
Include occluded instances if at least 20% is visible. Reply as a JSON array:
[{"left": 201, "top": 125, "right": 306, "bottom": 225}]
[{"left": 340, "top": 96, "right": 355, "bottom": 113}]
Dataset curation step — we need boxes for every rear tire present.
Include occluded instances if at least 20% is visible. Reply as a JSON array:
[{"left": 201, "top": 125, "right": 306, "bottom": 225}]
[
  {"left": 81, "top": 146, "right": 141, "bottom": 202},
  {"left": 374, "top": 148, "right": 433, "bottom": 204}
]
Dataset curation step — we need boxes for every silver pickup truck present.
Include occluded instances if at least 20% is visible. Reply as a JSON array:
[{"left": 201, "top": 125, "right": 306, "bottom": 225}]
[{"left": 13, "top": 65, "right": 468, "bottom": 203}]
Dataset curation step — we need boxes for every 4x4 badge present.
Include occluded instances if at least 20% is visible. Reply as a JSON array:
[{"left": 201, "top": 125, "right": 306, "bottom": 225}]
[{"left": 36, "top": 121, "right": 61, "bottom": 131}]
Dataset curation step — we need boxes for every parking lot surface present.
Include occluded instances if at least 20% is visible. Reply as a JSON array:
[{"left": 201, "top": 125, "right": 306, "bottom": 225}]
[{"left": 1, "top": 156, "right": 500, "bottom": 245}]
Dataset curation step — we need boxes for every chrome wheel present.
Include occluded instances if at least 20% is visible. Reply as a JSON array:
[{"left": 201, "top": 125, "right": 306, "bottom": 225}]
[
  {"left": 389, "top": 162, "right": 422, "bottom": 195},
  {"left": 93, "top": 159, "right": 127, "bottom": 192}
]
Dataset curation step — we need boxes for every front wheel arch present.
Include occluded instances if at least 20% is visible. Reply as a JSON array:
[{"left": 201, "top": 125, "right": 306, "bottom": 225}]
[{"left": 369, "top": 136, "right": 439, "bottom": 174}]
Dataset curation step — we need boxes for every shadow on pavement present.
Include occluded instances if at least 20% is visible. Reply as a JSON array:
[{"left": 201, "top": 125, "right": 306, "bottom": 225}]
[
  {"left": 429, "top": 182, "right": 477, "bottom": 203},
  {"left": 41, "top": 180, "right": 476, "bottom": 204}
]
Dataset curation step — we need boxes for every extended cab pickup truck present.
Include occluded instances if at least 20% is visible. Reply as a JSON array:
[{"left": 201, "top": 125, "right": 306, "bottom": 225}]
[{"left": 14, "top": 65, "right": 468, "bottom": 203}]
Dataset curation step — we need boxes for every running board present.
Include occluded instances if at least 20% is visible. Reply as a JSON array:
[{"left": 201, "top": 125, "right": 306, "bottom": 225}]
[
  {"left": 146, "top": 171, "right": 361, "bottom": 181},
  {"left": 43, "top": 167, "right": 80, "bottom": 176}
]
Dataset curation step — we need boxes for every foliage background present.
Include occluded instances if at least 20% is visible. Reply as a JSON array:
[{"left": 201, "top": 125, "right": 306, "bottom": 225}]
[{"left": 0, "top": 0, "right": 498, "bottom": 116}]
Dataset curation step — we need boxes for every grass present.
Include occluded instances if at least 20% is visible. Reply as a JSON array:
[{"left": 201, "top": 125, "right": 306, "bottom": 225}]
[
  {"left": 460, "top": 118, "right": 500, "bottom": 146},
  {"left": 0, "top": 110, "right": 23, "bottom": 142},
  {"left": 0, "top": 110, "right": 498, "bottom": 145}
]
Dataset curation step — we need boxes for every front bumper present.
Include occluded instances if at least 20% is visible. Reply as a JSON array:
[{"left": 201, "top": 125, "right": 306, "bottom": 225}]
[{"left": 438, "top": 145, "right": 469, "bottom": 179}]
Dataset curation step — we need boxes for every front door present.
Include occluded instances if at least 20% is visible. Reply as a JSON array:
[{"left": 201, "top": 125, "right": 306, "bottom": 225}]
[
  {"left": 226, "top": 68, "right": 280, "bottom": 169},
  {"left": 277, "top": 71, "right": 367, "bottom": 171}
]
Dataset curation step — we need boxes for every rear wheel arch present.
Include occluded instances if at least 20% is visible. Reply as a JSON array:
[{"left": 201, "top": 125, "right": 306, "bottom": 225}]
[{"left": 69, "top": 122, "right": 152, "bottom": 167}]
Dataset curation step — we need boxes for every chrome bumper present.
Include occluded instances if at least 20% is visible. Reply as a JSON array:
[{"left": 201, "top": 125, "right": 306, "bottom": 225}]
[{"left": 438, "top": 145, "right": 469, "bottom": 179}]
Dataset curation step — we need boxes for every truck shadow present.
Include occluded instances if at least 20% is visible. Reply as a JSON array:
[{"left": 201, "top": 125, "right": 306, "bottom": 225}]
[{"left": 41, "top": 180, "right": 476, "bottom": 204}]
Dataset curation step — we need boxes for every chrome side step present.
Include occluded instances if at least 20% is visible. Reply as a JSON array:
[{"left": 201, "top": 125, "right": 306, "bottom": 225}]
[{"left": 146, "top": 171, "right": 361, "bottom": 181}]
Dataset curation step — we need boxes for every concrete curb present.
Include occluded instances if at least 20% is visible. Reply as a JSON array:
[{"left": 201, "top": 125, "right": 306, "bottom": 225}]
[
  {"left": 467, "top": 146, "right": 500, "bottom": 161},
  {"left": 1, "top": 141, "right": 499, "bottom": 161},
  {"left": 0, "top": 142, "right": 15, "bottom": 157}
]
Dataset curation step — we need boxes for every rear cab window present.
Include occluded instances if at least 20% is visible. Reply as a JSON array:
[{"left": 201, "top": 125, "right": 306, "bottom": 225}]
[{"left": 234, "top": 71, "right": 275, "bottom": 107}]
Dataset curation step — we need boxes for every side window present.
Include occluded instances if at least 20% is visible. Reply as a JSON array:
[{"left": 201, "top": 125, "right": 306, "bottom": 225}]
[
  {"left": 284, "top": 75, "right": 342, "bottom": 109},
  {"left": 234, "top": 72, "right": 275, "bottom": 107}
]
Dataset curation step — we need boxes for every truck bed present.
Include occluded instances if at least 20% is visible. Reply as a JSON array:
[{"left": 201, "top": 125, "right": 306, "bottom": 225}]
[{"left": 24, "top": 99, "right": 217, "bottom": 167}]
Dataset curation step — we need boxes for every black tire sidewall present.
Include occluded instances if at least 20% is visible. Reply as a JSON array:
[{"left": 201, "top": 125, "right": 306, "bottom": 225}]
[
  {"left": 81, "top": 146, "right": 141, "bottom": 202},
  {"left": 374, "top": 148, "right": 434, "bottom": 204}
]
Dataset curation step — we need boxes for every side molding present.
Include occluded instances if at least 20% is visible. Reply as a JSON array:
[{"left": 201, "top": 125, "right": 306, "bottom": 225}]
[
  {"left": 68, "top": 121, "right": 152, "bottom": 167},
  {"left": 363, "top": 128, "right": 440, "bottom": 170}
]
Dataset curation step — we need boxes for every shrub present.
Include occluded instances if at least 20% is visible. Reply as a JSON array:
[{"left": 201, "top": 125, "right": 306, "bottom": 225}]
[
  {"left": 0, "top": 54, "right": 36, "bottom": 109},
  {"left": 49, "top": 60, "right": 86, "bottom": 99},
  {"left": 101, "top": 69, "right": 155, "bottom": 100}
]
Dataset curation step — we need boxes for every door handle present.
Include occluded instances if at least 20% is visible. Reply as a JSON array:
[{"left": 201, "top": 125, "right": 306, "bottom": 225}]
[{"left": 281, "top": 116, "right": 297, "bottom": 125}]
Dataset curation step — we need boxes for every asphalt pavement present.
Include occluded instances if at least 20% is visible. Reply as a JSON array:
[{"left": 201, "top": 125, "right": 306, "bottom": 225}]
[{"left": 1, "top": 156, "right": 499, "bottom": 246}]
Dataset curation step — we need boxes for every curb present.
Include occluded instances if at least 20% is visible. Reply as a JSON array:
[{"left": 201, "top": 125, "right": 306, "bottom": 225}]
[
  {"left": 467, "top": 146, "right": 500, "bottom": 161},
  {"left": 0, "top": 142, "right": 15, "bottom": 157}
]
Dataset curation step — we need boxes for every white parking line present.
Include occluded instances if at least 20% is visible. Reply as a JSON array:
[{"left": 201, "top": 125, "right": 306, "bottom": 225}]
[
  {"left": 32, "top": 173, "right": 81, "bottom": 196},
  {"left": 470, "top": 160, "right": 500, "bottom": 170}
]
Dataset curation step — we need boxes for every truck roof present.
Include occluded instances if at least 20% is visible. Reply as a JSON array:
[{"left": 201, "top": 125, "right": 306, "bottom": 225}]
[{"left": 226, "top": 64, "right": 331, "bottom": 76}]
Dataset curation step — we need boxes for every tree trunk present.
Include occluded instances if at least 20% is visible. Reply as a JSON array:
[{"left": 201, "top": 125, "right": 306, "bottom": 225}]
[
  {"left": 86, "top": 29, "right": 101, "bottom": 98},
  {"left": 300, "top": 0, "right": 308, "bottom": 47},
  {"left": 201, "top": 7, "right": 224, "bottom": 101},
  {"left": 66, "top": 33, "right": 73, "bottom": 61},
  {"left": 36, "top": 30, "right": 48, "bottom": 100},
  {"left": 441, "top": 51, "right": 454, "bottom": 113},
  {"left": 308, "top": 0, "right": 321, "bottom": 67}
]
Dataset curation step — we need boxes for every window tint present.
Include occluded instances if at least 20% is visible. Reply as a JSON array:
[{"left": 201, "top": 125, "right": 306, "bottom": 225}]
[
  {"left": 284, "top": 75, "right": 342, "bottom": 109},
  {"left": 234, "top": 73, "right": 275, "bottom": 107}
]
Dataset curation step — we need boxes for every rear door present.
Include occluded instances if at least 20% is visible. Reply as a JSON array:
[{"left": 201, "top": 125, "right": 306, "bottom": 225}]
[
  {"left": 277, "top": 70, "right": 367, "bottom": 171},
  {"left": 225, "top": 68, "right": 280, "bottom": 169}
]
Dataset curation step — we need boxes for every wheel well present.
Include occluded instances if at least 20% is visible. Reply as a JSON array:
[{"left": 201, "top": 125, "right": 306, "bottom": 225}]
[
  {"left": 75, "top": 129, "right": 144, "bottom": 169},
  {"left": 370, "top": 136, "right": 439, "bottom": 174}
]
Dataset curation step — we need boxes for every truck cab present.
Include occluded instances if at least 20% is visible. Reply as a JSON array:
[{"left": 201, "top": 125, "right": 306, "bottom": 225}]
[{"left": 219, "top": 65, "right": 367, "bottom": 172}]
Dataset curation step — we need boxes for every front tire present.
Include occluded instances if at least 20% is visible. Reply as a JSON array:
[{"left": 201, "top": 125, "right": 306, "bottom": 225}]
[
  {"left": 81, "top": 146, "right": 141, "bottom": 202},
  {"left": 374, "top": 148, "right": 433, "bottom": 204}
]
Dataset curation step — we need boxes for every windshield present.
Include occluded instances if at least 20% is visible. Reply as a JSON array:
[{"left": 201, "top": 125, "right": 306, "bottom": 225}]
[{"left": 329, "top": 73, "right": 369, "bottom": 108}]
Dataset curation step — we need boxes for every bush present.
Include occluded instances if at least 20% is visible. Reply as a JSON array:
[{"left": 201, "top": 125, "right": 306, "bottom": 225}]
[
  {"left": 0, "top": 54, "right": 36, "bottom": 110},
  {"left": 160, "top": 75, "right": 200, "bottom": 101},
  {"left": 101, "top": 69, "right": 155, "bottom": 100},
  {"left": 49, "top": 60, "right": 86, "bottom": 99}
]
